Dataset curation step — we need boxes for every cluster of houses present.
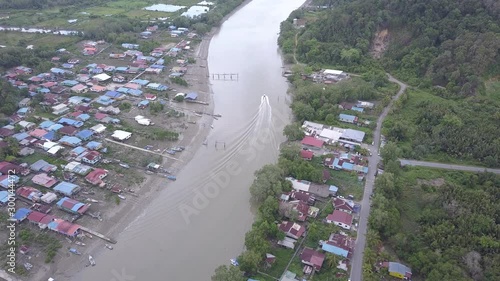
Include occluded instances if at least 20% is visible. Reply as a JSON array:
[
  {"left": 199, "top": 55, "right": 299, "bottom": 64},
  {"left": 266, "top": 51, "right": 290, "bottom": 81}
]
[
  {"left": 274, "top": 184, "right": 412, "bottom": 280},
  {"left": 275, "top": 188, "right": 358, "bottom": 277},
  {"left": 301, "top": 121, "right": 366, "bottom": 147},
  {"left": 305, "top": 69, "right": 350, "bottom": 84}
]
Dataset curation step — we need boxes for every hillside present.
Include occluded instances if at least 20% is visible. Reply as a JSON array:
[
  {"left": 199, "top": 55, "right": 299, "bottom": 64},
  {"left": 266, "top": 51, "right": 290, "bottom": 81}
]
[
  {"left": 279, "top": 0, "right": 500, "bottom": 167},
  {"left": 279, "top": 0, "right": 500, "bottom": 95}
]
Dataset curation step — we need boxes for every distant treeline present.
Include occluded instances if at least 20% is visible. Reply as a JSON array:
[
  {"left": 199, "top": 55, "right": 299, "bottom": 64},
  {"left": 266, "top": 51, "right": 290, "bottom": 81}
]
[{"left": 0, "top": 0, "right": 111, "bottom": 9}]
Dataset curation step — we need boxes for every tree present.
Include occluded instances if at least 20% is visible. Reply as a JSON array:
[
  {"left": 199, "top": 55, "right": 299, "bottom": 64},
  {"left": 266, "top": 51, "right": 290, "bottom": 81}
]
[
  {"left": 239, "top": 250, "right": 261, "bottom": 275},
  {"left": 380, "top": 142, "right": 400, "bottom": 165},
  {"left": 258, "top": 196, "right": 279, "bottom": 222},
  {"left": 4, "top": 137, "right": 20, "bottom": 156},
  {"left": 249, "top": 165, "right": 285, "bottom": 204},
  {"left": 283, "top": 123, "right": 305, "bottom": 141},
  {"left": 174, "top": 95, "right": 185, "bottom": 102},
  {"left": 211, "top": 265, "right": 245, "bottom": 281}
]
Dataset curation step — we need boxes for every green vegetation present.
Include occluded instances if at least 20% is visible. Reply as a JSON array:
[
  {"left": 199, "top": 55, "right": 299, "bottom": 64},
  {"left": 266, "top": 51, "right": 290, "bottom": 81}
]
[
  {"left": 365, "top": 158, "right": 500, "bottom": 281},
  {"left": 170, "top": 76, "right": 189, "bottom": 87},
  {"left": 211, "top": 265, "right": 246, "bottom": 281},
  {"left": 18, "top": 229, "right": 62, "bottom": 263},
  {"left": 280, "top": 0, "right": 500, "bottom": 95},
  {"left": 383, "top": 88, "right": 500, "bottom": 167},
  {"left": 144, "top": 128, "right": 179, "bottom": 141},
  {"left": 149, "top": 101, "right": 164, "bottom": 114}
]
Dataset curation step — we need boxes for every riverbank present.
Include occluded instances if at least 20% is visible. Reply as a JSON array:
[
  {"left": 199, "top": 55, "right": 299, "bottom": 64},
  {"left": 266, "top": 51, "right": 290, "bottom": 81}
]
[{"left": 28, "top": 2, "right": 257, "bottom": 281}]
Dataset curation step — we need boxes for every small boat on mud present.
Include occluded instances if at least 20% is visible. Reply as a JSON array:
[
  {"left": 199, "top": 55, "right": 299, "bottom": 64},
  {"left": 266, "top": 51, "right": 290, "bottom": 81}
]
[
  {"left": 69, "top": 248, "right": 81, "bottom": 255},
  {"left": 171, "top": 147, "right": 183, "bottom": 152},
  {"left": 202, "top": 139, "right": 208, "bottom": 145},
  {"left": 194, "top": 113, "right": 202, "bottom": 117},
  {"left": 213, "top": 114, "right": 222, "bottom": 118},
  {"left": 167, "top": 175, "right": 177, "bottom": 181},
  {"left": 166, "top": 149, "right": 176, "bottom": 155},
  {"left": 105, "top": 244, "right": 113, "bottom": 250},
  {"left": 210, "top": 125, "right": 214, "bottom": 129},
  {"left": 75, "top": 241, "right": 85, "bottom": 246},
  {"left": 118, "top": 195, "right": 126, "bottom": 200},
  {"left": 89, "top": 255, "right": 96, "bottom": 266}
]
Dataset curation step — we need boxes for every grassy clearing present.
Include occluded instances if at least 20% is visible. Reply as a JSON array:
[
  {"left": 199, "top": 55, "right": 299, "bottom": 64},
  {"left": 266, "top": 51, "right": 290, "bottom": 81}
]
[
  {"left": 326, "top": 170, "right": 364, "bottom": 199},
  {"left": 259, "top": 246, "right": 295, "bottom": 279}
]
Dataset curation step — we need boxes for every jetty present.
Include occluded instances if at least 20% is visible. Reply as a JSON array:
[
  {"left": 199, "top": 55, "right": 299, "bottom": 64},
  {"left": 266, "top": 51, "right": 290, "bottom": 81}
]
[
  {"left": 211, "top": 73, "right": 239, "bottom": 81},
  {"left": 80, "top": 226, "right": 117, "bottom": 244}
]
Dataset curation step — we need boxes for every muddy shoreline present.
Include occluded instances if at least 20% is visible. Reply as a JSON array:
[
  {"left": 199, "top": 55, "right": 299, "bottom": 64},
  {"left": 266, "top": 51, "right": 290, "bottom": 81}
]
[{"left": 29, "top": 1, "right": 255, "bottom": 281}]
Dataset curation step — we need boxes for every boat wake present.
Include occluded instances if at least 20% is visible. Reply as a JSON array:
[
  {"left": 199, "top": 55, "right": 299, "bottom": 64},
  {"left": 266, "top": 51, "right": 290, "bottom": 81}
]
[{"left": 125, "top": 95, "right": 279, "bottom": 235}]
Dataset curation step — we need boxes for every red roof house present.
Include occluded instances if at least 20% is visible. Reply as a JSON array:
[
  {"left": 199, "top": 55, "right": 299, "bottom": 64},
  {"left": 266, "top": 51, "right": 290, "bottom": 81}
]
[
  {"left": 59, "top": 126, "right": 77, "bottom": 136},
  {"left": 279, "top": 221, "right": 306, "bottom": 239},
  {"left": 333, "top": 198, "right": 354, "bottom": 214},
  {"left": 300, "top": 247, "right": 325, "bottom": 271},
  {"left": 32, "top": 173, "right": 58, "bottom": 188},
  {"left": 85, "top": 168, "right": 108, "bottom": 186},
  {"left": 301, "top": 136, "right": 324, "bottom": 149},
  {"left": 326, "top": 210, "right": 353, "bottom": 230},
  {"left": 300, "top": 149, "right": 314, "bottom": 160}
]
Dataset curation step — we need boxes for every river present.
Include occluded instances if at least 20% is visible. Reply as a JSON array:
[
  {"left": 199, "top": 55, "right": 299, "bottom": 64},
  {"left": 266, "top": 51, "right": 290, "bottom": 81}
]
[{"left": 75, "top": 0, "right": 304, "bottom": 280}]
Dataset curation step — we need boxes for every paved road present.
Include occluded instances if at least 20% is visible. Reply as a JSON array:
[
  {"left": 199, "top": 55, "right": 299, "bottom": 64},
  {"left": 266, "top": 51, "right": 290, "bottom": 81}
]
[
  {"left": 399, "top": 159, "right": 500, "bottom": 174},
  {"left": 349, "top": 74, "right": 407, "bottom": 281}
]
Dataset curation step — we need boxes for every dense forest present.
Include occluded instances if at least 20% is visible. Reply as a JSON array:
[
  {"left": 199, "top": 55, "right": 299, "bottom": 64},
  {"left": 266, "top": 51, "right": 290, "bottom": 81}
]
[
  {"left": 365, "top": 146, "right": 500, "bottom": 281},
  {"left": 279, "top": 0, "right": 500, "bottom": 95}
]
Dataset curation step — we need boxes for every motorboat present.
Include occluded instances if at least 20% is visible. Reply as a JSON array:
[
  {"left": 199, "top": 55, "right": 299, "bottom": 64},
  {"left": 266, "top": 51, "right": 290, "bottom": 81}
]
[
  {"left": 230, "top": 259, "right": 239, "bottom": 266},
  {"left": 118, "top": 195, "right": 126, "bottom": 200},
  {"left": 167, "top": 175, "right": 177, "bottom": 181}
]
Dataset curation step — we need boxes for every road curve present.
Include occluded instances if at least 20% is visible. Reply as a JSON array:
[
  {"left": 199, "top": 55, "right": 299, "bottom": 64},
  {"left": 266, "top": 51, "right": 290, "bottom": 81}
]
[
  {"left": 399, "top": 159, "right": 500, "bottom": 174},
  {"left": 349, "top": 74, "right": 407, "bottom": 281}
]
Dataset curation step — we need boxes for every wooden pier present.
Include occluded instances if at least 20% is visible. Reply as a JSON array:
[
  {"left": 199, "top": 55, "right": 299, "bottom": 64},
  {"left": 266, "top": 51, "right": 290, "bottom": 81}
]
[
  {"left": 211, "top": 73, "right": 239, "bottom": 81},
  {"left": 80, "top": 226, "right": 117, "bottom": 244}
]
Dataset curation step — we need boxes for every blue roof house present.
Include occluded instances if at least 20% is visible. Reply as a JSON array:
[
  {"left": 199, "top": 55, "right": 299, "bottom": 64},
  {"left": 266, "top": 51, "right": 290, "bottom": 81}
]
[
  {"left": 48, "top": 124, "right": 64, "bottom": 132},
  {"left": 13, "top": 132, "right": 29, "bottom": 142},
  {"left": 105, "top": 91, "right": 123, "bottom": 99},
  {"left": 39, "top": 120, "right": 55, "bottom": 129},
  {"left": 71, "top": 146, "right": 87, "bottom": 157},
  {"left": 86, "top": 141, "right": 103, "bottom": 150},
  {"left": 115, "top": 67, "right": 129, "bottom": 73},
  {"left": 62, "top": 80, "right": 79, "bottom": 87},
  {"left": 329, "top": 185, "right": 339, "bottom": 195},
  {"left": 138, "top": 100, "right": 149, "bottom": 108},
  {"left": 351, "top": 106, "right": 364, "bottom": 113},
  {"left": 59, "top": 136, "right": 82, "bottom": 147},
  {"left": 0, "top": 175, "right": 19, "bottom": 188},
  {"left": 96, "top": 96, "right": 114, "bottom": 106},
  {"left": 51, "top": 68, "right": 66, "bottom": 74},
  {"left": 130, "top": 79, "right": 149, "bottom": 86},
  {"left": 53, "top": 182, "right": 81, "bottom": 196},
  {"left": 42, "top": 131, "right": 58, "bottom": 141},
  {"left": 76, "top": 129, "right": 94, "bottom": 141},
  {"left": 13, "top": 208, "right": 32, "bottom": 223},
  {"left": 127, "top": 89, "right": 143, "bottom": 96},
  {"left": 322, "top": 242, "right": 349, "bottom": 258},
  {"left": 77, "top": 114, "right": 90, "bottom": 121},
  {"left": 338, "top": 113, "right": 358, "bottom": 124},
  {"left": 116, "top": 87, "right": 129, "bottom": 94},
  {"left": 0, "top": 191, "right": 9, "bottom": 204},
  {"left": 17, "top": 107, "right": 29, "bottom": 116},
  {"left": 185, "top": 92, "right": 198, "bottom": 100},
  {"left": 58, "top": 118, "right": 84, "bottom": 128}
]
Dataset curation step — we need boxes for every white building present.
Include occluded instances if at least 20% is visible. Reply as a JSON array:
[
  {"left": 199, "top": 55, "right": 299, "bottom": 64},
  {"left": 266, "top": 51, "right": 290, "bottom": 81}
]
[
  {"left": 52, "top": 104, "right": 69, "bottom": 115},
  {"left": 286, "top": 177, "right": 311, "bottom": 192},
  {"left": 112, "top": 130, "right": 132, "bottom": 141}
]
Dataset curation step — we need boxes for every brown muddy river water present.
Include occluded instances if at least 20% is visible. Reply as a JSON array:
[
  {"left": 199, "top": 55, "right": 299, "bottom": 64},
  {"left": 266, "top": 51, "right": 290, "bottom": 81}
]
[{"left": 75, "top": 0, "right": 305, "bottom": 280}]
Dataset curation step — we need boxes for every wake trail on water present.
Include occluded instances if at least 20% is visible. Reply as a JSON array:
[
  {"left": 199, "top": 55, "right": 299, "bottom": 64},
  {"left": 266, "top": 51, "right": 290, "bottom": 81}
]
[{"left": 124, "top": 97, "right": 272, "bottom": 235}]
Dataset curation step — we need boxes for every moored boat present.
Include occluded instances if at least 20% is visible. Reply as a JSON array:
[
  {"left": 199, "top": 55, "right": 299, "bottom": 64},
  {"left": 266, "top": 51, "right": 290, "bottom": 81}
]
[
  {"left": 167, "top": 175, "right": 177, "bottom": 181},
  {"left": 69, "top": 248, "right": 81, "bottom": 255},
  {"left": 105, "top": 244, "right": 113, "bottom": 250},
  {"left": 89, "top": 255, "right": 96, "bottom": 266}
]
